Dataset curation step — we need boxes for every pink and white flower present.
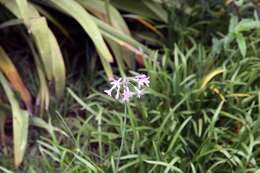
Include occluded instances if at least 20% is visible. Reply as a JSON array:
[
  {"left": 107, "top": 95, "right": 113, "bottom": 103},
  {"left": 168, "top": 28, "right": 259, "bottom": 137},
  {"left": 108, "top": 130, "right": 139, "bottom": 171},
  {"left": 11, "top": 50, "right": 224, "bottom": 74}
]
[
  {"left": 122, "top": 87, "right": 134, "bottom": 102},
  {"left": 135, "top": 87, "right": 144, "bottom": 98},
  {"left": 110, "top": 78, "right": 122, "bottom": 88},
  {"left": 104, "top": 74, "right": 149, "bottom": 102},
  {"left": 104, "top": 88, "right": 113, "bottom": 96},
  {"left": 135, "top": 74, "right": 150, "bottom": 88}
]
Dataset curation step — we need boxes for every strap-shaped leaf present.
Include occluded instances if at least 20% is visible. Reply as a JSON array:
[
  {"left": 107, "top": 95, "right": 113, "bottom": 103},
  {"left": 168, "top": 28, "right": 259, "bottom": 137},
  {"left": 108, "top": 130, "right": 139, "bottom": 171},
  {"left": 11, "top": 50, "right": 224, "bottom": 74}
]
[
  {"left": 77, "top": 0, "right": 134, "bottom": 69},
  {"left": 32, "top": 4, "right": 70, "bottom": 39},
  {"left": 0, "top": 47, "right": 32, "bottom": 112},
  {"left": 142, "top": 0, "right": 167, "bottom": 23},
  {"left": 110, "top": 0, "right": 167, "bottom": 22},
  {"left": 29, "top": 17, "right": 53, "bottom": 79},
  {"left": 0, "top": 72, "right": 29, "bottom": 168},
  {"left": 29, "top": 17, "right": 66, "bottom": 96},
  {"left": 49, "top": 30, "right": 66, "bottom": 97},
  {"left": 2, "top": 0, "right": 66, "bottom": 97},
  {"left": 92, "top": 17, "right": 152, "bottom": 55},
  {"left": 15, "top": 0, "right": 28, "bottom": 19},
  {"left": 49, "top": 0, "right": 113, "bottom": 63},
  {"left": 26, "top": 38, "right": 50, "bottom": 116},
  {"left": 199, "top": 68, "right": 225, "bottom": 91},
  {"left": 77, "top": 0, "right": 130, "bottom": 35}
]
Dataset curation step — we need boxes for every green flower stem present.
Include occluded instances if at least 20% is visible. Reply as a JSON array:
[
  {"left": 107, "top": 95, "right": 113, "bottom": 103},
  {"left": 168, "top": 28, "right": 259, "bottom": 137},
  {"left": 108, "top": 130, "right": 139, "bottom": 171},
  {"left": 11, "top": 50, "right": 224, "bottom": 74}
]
[{"left": 115, "top": 103, "right": 127, "bottom": 173}]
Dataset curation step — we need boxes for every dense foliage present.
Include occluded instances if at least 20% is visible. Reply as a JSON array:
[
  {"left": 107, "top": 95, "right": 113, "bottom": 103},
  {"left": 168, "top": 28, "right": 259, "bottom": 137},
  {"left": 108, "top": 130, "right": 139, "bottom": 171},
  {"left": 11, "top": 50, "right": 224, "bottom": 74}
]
[{"left": 0, "top": 0, "right": 260, "bottom": 172}]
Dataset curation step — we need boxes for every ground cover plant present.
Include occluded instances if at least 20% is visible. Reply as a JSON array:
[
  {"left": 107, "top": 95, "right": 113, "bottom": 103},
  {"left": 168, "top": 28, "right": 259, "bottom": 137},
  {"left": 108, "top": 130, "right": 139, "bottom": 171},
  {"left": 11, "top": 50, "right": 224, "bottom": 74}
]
[{"left": 0, "top": 0, "right": 260, "bottom": 172}]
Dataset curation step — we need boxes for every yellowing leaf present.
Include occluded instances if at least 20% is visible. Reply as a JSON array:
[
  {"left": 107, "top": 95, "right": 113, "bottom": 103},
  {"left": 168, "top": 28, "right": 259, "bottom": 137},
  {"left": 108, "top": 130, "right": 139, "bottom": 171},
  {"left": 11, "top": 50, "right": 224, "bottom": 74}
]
[
  {"left": 227, "top": 93, "right": 252, "bottom": 97},
  {"left": 2, "top": 0, "right": 66, "bottom": 98},
  {"left": 124, "top": 14, "right": 165, "bottom": 39},
  {"left": 200, "top": 68, "right": 225, "bottom": 90},
  {"left": 0, "top": 47, "right": 32, "bottom": 112}
]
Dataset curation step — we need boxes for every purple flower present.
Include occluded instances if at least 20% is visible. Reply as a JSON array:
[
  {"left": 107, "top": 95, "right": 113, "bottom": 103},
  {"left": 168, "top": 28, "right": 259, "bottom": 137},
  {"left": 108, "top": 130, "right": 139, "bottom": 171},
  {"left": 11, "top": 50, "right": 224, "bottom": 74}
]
[
  {"left": 104, "top": 74, "right": 149, "bottom": 102},
  {"left": 104, "top": 78, "right": 121, "bottom": 97},
  {"left": 104, "top": 88, "right": 113, "bottom": 96},
  {"left": 135, "top": 87, "right": 144, "bottom": 98},
  {"left": 122, "top": 87, "right": 134, "bottom": 102},
  {"left": 111, "top": 78, "right": 122, "bottom": 88},
  {"left": 135, "top": 74, "right": 150, "bottom": 88}
]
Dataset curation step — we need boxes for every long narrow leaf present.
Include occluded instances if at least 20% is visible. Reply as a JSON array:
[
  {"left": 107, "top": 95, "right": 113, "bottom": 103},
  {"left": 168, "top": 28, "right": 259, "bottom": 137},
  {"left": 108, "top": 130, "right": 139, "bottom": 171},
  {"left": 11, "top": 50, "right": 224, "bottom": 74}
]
[
  {"left": 0, "top": 72, "right": 29, "bottom": 168},
  {"left": 48, "top": 0, "right": 113, "bottom": 78},
  {"left": 15, "top": 0, "right": 28, "bottom": 19},
  {"left": 0, "top": 47, "right": 32, "bottom": 112},
  {"left": 2, "top": 0, "right": 66, "bottom": 98}
]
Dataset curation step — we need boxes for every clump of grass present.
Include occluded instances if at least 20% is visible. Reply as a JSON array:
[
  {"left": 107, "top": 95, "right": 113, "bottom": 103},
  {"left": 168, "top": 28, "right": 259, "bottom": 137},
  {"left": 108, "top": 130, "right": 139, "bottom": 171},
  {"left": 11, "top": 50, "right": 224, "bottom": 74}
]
[{"left": 23, "top": 32, "right": 260, "bottom": 172}]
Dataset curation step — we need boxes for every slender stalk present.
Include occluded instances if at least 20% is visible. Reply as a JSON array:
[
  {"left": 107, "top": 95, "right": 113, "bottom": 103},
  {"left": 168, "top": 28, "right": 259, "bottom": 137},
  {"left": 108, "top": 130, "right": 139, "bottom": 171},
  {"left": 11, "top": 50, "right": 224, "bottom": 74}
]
[{"left": 115, "top": 103, "right": 127, "bottom": 173}]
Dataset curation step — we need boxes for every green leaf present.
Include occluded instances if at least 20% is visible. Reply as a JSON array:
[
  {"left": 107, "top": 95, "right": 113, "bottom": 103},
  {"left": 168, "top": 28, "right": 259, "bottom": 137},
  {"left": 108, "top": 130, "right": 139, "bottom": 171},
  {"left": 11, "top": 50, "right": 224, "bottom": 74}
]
[
  {"left": 228, "top": 15, "right": 238, "bottom": 33},
  {"left": 26, "top": 38, "right": 50, "bottom": 116},
  {"left": 0, "top": 72, "right": 29, "bottom": 168},
  {"left": 166, "top": 116, "right": 192, "bottom": 153},
  {"left": 110, "top": 0, "right": 167, "bottom": 22},
  {"left": 77, "top": 0, "right": 130, "bottom": 35},
  {"left": 15, "top": 0, "right": 28, "bottom": 19},
  {"left": 77, "top": 0, "right": 134, "bottom": 69},
  {"left": 0, "top": 167, "right": 13, "bottom": 173},
  {"left": 236, "top": 33, "right": 247, "bottom": 57},
  {"left": 0, "top": 19, "right": 24, "bottom": 29},
  {"left": 143, "top": 0, "right": 167, "bottom": 23},
  {"left": 30, "top": 116, "right": 68, "bottom": 137},
  {"left": 207, "top": 101, "right": 224, "bottom": 138},
  {"left": 235, "top": 19, "right": 260, "bottom": 33},
  {"left": 33, "top": 3, "right": 70, "bottom": 39},
  {"left": 2, "top": 0, "right": 66, "bottom": 98},
  {"left": 49, "top": 30, "right": 66, "bottom": 97},
  {"left": 92, "top": 16, "right": 152, "bottom": 55},
  {"left": 48, "top": 0, "right": 114, "bottom": 64},
  {"left": 29, "top": 17, "right": 53, "bottom": 79},
  {"left": 29, "top": 17, "right": 66, "bottom": 96}
]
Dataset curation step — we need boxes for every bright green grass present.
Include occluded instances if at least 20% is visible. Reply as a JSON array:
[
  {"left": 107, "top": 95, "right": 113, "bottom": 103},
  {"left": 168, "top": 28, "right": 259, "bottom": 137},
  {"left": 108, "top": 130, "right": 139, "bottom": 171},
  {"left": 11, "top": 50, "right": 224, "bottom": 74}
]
[{"left": 4, "top": 33, "right": 258, "bottom": 172}]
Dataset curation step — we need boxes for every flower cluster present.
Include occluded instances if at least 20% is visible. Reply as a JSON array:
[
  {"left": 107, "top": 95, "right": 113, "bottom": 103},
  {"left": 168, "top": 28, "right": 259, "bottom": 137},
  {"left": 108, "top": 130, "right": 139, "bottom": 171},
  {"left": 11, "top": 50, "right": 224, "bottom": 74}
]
[{"left": 104, "top": 74, "right": 150, "bottom": 102}]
